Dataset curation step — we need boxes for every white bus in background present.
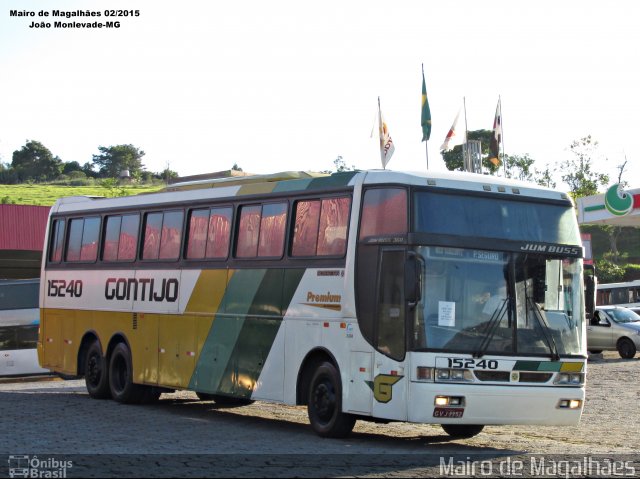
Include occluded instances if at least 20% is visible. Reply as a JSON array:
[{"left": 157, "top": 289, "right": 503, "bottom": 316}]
[
  {"left": 0, "top": 279, "right": 49, "bottom": 376},
  {"left": 596, "top": 280, "right": 640, "bottom": 314}
]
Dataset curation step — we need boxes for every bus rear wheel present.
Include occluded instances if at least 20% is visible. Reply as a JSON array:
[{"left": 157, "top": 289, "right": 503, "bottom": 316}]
[
  {"left": 84, "top": 340, "right": 111, "bottom": 399},
  {"left": 441, "top": 424, "right": 485, "bottom": 439},
  {"left": 109, "top": 342, "right": 148, "bottom": 404},
  {"left": 307, "top": 361, "right": 355, "bottom": 438}
]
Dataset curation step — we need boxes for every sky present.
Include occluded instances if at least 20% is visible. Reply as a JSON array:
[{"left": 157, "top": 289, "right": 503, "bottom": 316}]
[{"left": 1, "top": 0, "right": 639, "bottom": 189}]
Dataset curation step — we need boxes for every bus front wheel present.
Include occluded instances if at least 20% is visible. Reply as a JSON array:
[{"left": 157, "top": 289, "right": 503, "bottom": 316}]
[
  {"left": 441, "top": 424, "right": 485, "bottom": 439},
  {"left": 307, "top": 361, "right": 355, "bottom": 438},
  {"left": 84, "top": 340, "right": 111, "bottom": 399}
]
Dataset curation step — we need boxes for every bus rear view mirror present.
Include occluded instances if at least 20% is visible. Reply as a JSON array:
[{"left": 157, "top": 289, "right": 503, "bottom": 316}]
[{"left": 405, "top": 253, "right": 422, "bottom": 308}]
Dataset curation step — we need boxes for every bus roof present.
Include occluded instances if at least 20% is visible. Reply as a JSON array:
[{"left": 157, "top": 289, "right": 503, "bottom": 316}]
[{"left": 50, "top": 169, "right": 570, "bottom": 214}]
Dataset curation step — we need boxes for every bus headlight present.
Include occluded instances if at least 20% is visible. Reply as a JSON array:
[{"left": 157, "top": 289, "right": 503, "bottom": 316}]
[
  {"left": 555, "top": 372, "right": 584, "bottom": 385},
  {"left": 558, "top": 399, "right": 582, "bottom": 409},
  {"left": 435, "top": 368, "right": 472, "bottom": 382}
]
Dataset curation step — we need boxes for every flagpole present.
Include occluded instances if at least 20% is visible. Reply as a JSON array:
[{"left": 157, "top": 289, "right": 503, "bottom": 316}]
[
  {"left": 499, "top": 96, "right": 506, "bottom": 176},
  {"left": 425, "top": 141, "right": 429, "bottom": 170},
  {"left": 463, "top": 96, "right": 469, "bottom": 172},
  {"left": 378, "top": 96, "right": 384, "bottom": 170}
]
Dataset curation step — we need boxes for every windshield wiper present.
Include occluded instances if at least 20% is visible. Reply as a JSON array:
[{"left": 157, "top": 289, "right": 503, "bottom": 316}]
[
  {"left": 527, "top": 297, "right": 560, "bottom": 361},
  {"left": 473, "top": 298, "right": 508, "bottom": 358}
]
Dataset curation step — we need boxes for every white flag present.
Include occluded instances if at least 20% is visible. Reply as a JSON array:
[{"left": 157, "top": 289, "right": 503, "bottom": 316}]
[
  {"left": 378, "top": 98, "right": 395, "bottom": 168},
  {"left": 440, "top": 108, "right": 466, "bottom": 151}
]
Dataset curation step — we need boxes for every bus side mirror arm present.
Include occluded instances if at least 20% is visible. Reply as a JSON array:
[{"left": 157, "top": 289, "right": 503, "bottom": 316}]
[{"left": 405, "top": 252, "right": 422, "bottom": 309}]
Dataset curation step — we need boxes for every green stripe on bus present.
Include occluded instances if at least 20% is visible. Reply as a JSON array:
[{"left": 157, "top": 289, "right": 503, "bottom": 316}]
[
  {"left": 188, "top": 269, "right": 267, "bottom": 393},
  {"left": 189, "top": 268, "right": 306, "bottom": 396},
  {"left": 513, "top": 361, "right": 562, "bottom": 372},
  {"left": 538, "top": 362, "right": 562, "bottom": 372},
  {"left": 216, "top": 269, "right": 305, "bottom": 397}
]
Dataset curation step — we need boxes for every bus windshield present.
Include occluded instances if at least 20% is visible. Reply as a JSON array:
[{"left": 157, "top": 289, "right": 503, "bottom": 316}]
[
  {"left": 414, "top": 191, "right": 581, "bottom": 245},
  {"left": 411, "top": 246, "right": 585, "bottom": 357}
]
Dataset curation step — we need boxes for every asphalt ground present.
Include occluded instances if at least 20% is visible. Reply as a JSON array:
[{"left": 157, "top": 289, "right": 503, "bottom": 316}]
[{"left": 0, "top": 351, "right": 638, "bottom": 477}]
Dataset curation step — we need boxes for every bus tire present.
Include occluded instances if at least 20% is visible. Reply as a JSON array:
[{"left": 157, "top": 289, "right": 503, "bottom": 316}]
[
  {"left": 108, "top": 342, "right": 145, "bottom": 404},
  {"left": 307, "top": 361, "right": 355, "bottom": 438},
  {"left": 617, "top": 338, "right": 636, "bottom": 359},
  {"left": 84, "top": 340, "right": 111, "bottom": 399},
  {"left": 441, "top": 424, "right": 485, "bottom": 438}
]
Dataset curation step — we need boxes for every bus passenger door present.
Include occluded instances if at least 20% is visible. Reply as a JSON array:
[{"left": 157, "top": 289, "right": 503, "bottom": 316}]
[{"left": 371, "top": 249, "right": 408, "bottom": 421}]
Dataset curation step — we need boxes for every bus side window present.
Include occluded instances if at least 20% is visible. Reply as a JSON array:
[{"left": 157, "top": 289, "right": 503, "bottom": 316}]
[
  {"left": 142, "top": 211, "right": 183, "bottom": 261},
  {"left": 49, "top": 219, "right": 65, "bottom": 263},
  {"left": 237, "top": 203, "right": 287, "bottom": 259},
  {"left": 103, "top": 214, "right": 140, "bottom": 262},
  {"left": 292, "top": 196, "right": 351, "bottom": 257},
  {"left": 317, "top": 197, "right": 350, "bottom": 256},
  {"left": 291, "top": 200, "right": 321, "bottom": 257}
]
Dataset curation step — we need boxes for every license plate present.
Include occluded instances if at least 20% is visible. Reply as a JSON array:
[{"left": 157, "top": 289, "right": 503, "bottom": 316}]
[{"left": 433, "top": 407, "right": 464, "bottom": 418}]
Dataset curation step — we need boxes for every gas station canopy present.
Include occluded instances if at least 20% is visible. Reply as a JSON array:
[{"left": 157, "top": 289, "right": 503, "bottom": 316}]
[{"left": 577, "top": 184, "right": 640, "bottom": 228}]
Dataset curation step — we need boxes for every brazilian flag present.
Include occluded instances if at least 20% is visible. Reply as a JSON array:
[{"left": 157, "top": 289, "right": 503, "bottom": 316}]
[{"left": 421, "top": 66, "right": 432, "bottom": 142}]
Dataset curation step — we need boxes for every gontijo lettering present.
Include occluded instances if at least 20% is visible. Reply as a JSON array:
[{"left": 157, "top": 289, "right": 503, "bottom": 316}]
[{"left": 105, "top": 277, "right": 179, "bottom": 302}]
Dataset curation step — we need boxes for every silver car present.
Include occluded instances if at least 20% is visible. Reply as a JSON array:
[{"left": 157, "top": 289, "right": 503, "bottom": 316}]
[{"left": 587, "top": 307, "right": 640, "bottom": 359}]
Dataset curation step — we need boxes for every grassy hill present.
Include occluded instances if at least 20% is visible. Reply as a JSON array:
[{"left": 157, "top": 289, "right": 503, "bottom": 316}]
[{"left": 0, "top": 183, "right": 163, "bottom": 206}]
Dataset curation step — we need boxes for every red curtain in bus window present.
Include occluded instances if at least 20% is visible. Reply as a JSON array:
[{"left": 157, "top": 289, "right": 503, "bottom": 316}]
[
  {"left": 317, "top": 197, "right": 350, "bottom": 256},
  {"left": 292, "top": 200, "right": 321, "bottom": 256},
  {"left": 50, "top": 219, "right": 65, "bottom": 263},
  {"left": 117, "top": 215, "right": 139, "bottom": 261},
  {"left": 205, "top": 207, "right": 232, "bottom": 259},
  {"left": 237, "top": 205, "right": 261, "bottom": 258},
  {"left": 65, "top": 218, "right": 84, "bottom": 262},
  {"left": 143, "top": 213, "right": 163, "bottom": 260},
  {"left": 187, "top": 209, "right": 209, "bottom": 259},
  {"left": 103, "top": 216, "right": 121, "bottom": 261},
  {"left": 80, "top": 217, "right": 100, "bottom": 262},
  {"left": 359, "top": 189, "right": 407, "bottom": 239},
  {"left": 159, "top": 211, "right": 184, "bottom": 260},
  {"left": 258, "top": 203, "right": 287, "bottom": 257}
]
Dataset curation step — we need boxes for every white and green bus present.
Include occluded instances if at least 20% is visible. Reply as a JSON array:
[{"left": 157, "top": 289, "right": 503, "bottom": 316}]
[{"left": 39, "top": 170, "right": 586, "bottom": 438}]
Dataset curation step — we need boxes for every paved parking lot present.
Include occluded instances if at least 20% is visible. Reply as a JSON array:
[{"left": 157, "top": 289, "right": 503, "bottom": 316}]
[{"left": 0, "top": 352, "right": 638, "bottom": 477}]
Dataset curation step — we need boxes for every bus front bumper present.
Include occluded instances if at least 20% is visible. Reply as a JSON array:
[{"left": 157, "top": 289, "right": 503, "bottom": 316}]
[{"left": 408, "top": 382, "right": 585, "bottom": 426}]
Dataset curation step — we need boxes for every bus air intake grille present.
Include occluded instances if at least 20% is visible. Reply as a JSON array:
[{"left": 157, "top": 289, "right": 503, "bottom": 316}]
[
  {"left": 474, "top": 371, "right": 510, "bottom": 382},
  {"left": 518, "top": 372, "right": 553, "bottom": 383}
]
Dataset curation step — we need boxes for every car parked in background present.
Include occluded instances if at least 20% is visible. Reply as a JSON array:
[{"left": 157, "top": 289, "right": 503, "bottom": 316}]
[{"left": 587, "top": 306, "right": 640, "bottom": 359}]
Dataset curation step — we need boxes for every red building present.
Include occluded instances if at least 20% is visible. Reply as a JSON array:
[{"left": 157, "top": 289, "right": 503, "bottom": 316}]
[{"left": 0, "top": 204, "right": 50, "bottom": 278}]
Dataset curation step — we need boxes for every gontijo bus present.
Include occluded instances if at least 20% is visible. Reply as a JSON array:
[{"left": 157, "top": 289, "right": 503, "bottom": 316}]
[{"left": 39, "top": 170, "right": 587, "bottom": 438}]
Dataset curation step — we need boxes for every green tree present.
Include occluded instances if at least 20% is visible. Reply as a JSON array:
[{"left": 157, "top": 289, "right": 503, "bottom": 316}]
[
  {"left": 332, "top": 156, "right": 356, "bottom": 172},
  {"left": 559, "top": 136, "right": 609, "bottom": 200},
  {"left": 92, "top": 144, "right": 145, "bottom": 178},
  {"left": 504, "top": 154, "right": 535, "bottom": 181},
  {"left": 441, "top": 130, "right": 500, "bottom": 174},
  {"left": 11, "top": 140, "right": 63, "bottom": 182},
  {"left": 533, "top": 163, "right": 557, "bottom": 189},
  {"left": 62, "top": 161, "right": 83, "bottom": 175},
  {"left": 159, "top": 168, "right": 179, "bottom": 181}
]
